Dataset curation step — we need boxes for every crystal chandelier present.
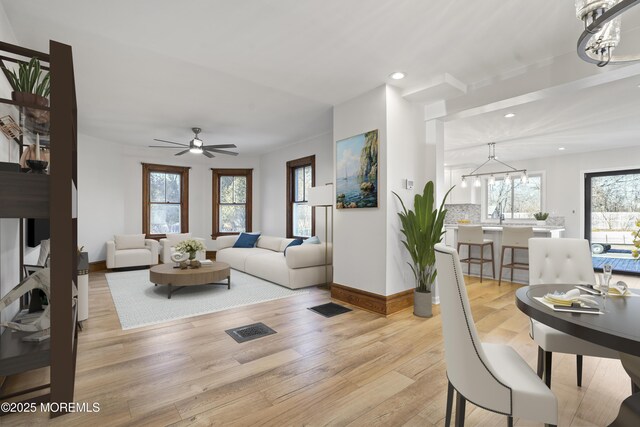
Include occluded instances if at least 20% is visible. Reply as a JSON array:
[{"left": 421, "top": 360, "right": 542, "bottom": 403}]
[
  {"left": 576, "top": 0, "right": 640, "bottom": 66},
  {"left": 460, "top": 143, "right": 527, "bottom": 189}
]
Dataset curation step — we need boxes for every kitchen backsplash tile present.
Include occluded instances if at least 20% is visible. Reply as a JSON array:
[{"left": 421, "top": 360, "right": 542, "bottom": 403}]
[{"left": 445, "top": 204, "right": 481, "bottom": 224}]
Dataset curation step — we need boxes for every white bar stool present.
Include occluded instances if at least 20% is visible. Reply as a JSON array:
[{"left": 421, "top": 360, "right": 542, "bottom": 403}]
[
  {"left": 456, "top": 225, "right": 495, "bottom": 282},
  {"left": 499, "top": 226, "right": 534, "bottom": 286}
]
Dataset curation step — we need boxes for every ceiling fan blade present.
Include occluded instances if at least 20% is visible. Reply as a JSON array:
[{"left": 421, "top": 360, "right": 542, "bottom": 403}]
[
  {"left": 201, "top": 144, "right": 237, "bottom": 149},
  {"left": 203, "top": 148, "right": 239, "bottom": 156},
  {"left": 153, "top": 139, "right": 189, "bottom": 147},
  {"left": 202, "top": 150, "right": 215, "bottom": 158},
  {"left": 174, "top": 149, "right": 190, "bottom": 156},
  {"left": 149, "top": 145, "right": 185, "bottom": 148}
]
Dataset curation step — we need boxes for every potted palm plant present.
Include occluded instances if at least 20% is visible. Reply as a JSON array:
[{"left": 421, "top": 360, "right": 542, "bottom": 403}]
[{"left": 393, "top": 181, "right": 453, "bottom": 317}]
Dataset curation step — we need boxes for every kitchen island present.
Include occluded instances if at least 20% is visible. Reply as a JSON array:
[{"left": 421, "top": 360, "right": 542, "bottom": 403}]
[{"left": 444, "top": 224, "right": 565, "bottom": 284}]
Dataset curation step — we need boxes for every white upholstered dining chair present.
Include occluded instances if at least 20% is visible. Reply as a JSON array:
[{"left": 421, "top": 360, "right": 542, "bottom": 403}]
[
  {"left": 435, "top": 243, "right": 557, "bottom": 427},
  {"left": 528, "top": 238, "right": 619, "bottom": 388}
]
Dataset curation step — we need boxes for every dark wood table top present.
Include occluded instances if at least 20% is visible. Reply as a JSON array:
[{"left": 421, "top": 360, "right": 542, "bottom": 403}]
[{"left": 515, "top": 284, "right": 640, "bottom": 357}]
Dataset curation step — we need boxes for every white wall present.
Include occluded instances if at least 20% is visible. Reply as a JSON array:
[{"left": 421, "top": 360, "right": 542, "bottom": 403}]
[
  {"left": 78, "top": 134, "right": 261, "bottom": 261},
  {"left": 0, "top": 3, "right": 21, "bottom": 327},
  {"left": 259, "top": 131, "right": 333, "bottom": 239},
  {"left": 385, "top": 86, "right": 428, "bottom": 295},
  {"left": 445, "top": 145, "right": 640, "bottom": 239},
  {"left": 333, "top": 85, "right": 388, "bottom": 295}
]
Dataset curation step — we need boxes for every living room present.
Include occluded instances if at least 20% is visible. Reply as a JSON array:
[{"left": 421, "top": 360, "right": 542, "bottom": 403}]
[{"left": 2, "top": 1, "right": 640, "bottom": 426}]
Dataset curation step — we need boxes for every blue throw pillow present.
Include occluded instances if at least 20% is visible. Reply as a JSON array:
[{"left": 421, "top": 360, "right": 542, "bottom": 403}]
[
  {"left": 233, "top": 232, "right": 261, "bottom": 248},
  {"left": 303, "top": 236, "right": 321, "bottom": 244},
  {"left": 284, "top": 239, "right": 303, "bottom": 256}
]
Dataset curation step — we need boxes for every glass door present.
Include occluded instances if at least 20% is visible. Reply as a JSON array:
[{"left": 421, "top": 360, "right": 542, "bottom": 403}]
[{"left": 585, "top": 169, "right": 640, "bottom": 275}]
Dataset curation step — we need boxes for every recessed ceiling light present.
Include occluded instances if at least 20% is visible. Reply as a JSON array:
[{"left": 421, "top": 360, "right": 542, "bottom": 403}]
[
  {"left": 389, "top": 72, "right": 406, "bottom": 80},
  {"left": 504, "top": 112, "right": 516, "bottom": 118},
  {"left": 558, "top": 147, "right": 566, "bottom": 151}
]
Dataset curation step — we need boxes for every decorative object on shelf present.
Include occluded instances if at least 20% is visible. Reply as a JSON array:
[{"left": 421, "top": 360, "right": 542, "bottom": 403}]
[
  {"left": 149, "top": 127, "right": 239, "bottom": 158},
  {"left": 0, "top": 114, "right": 22, "bottom": 139},
  {"left": 20, "top": 134, "right": 50, "bottom": 172},
  {"left": 393, "top": 181, "right": 453, "bottom": 318},
  {"left": 575, "top": 0, "right": 640, "bottom": 67},
  {"left": 308, "top": 183, "right": 334, "bottom": 286},
  {"left": 632, "top": 218, "right": 639, "bottom": 259},
  {"left": 190, "top": 259, "right": 201, "bottom": 269},
  {"left": 1, "top": 57, "right": 50, "bottom": 125},
  {"left": 174, "top": 238, "right": 206, "bottom": 261},
  {"left": 460, "top": 143, "right": 527, "bottom": 189},
  {"left": 533, "top": 211, "right": 549, "bottom": 225},
  {"left": 336, "top": 129, "right": 378, "bottom": 209},
  {"left": 0, "top": 268, "right": 50, "bottom": 342},
  {"left": 2, "top": 57, "right": 50, "bottom": 101},
  {"left": 26, "top": 159, "right": 48, "bottom": 174}
]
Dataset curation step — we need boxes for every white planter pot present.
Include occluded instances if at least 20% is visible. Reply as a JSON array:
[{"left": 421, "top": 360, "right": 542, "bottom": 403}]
[
  {"left": 536, "top": 220, "right": 546, "bottom": 226},
  {"left": 413, "top": 290, "right": 433, "bottom": 318}
]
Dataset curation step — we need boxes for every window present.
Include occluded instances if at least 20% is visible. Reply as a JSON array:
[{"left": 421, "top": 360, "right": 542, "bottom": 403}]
[
  {"left": 142, "top": 163, "right": 190, "bottom": 238},
  {"left": 287, "top": 156, "right": 315, "bottom": 238},
  {"left": 485, "top": 174, "right": 542, "bottom": 219},
  {"left": 212, "top": 169, "right": 252, "bottom": 237}
]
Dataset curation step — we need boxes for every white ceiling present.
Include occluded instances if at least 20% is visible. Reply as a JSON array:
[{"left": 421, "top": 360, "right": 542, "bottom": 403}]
[{"left": 2, "top": 0, "right": 640, "bottom": 159}]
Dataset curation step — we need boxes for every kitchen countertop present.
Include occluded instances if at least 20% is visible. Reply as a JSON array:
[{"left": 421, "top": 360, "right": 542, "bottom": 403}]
[{"left": 445, "top": 224, "right": 565, "bottom": 232}]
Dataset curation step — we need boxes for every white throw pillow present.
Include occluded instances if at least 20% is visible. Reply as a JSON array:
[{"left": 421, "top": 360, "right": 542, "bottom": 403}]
[
  {"left": 167, "top": 232, "right": 191, "bottom": 245},
  {"left": 114, "top": 234, "right": 146, "bottom": 250}
]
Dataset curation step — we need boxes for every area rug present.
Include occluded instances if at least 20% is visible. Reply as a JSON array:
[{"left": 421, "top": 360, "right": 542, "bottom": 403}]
[{"left": 105, "top": 269, "right": 308, "bottom": 330}]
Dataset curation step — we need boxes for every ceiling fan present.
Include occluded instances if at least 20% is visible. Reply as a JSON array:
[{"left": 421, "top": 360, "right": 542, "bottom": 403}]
[{"left": 150, "top": 127, "right": 239, "bottom": 158}]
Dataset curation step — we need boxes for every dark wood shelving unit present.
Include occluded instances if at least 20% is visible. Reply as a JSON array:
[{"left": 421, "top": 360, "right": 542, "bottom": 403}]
[
  {"left": 0, "top": 40, "right": 78, "bottom": 417},
  {"left": 0, "top": 172, "right": 49, "bottom": 218}
]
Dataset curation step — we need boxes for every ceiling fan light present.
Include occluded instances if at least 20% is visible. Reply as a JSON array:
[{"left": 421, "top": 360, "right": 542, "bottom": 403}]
[
  {"left": 193, "top": 137, "right": 203, "bottom": 147},
  {"left": 190, "top": 147, "right": 203, "bottom": 154}
]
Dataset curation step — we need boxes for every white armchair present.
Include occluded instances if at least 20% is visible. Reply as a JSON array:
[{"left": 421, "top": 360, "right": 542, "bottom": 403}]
[
  {"left": 159, "top": 233, "right": 206, "bottom": 263},
  {"left": 106, "top": 234, "right": 159, "bottom": 269}
]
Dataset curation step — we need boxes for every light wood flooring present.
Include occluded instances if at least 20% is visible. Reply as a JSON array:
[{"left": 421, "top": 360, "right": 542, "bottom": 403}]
[{"left": 3, "top": 272, "right": 639, "bottom": 426}]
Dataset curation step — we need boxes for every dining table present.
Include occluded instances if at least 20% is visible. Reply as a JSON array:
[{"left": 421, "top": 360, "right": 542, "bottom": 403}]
[
  {"left": 515, "top": 284, "right": 640, "bottom": 426},
  {"left": 516, "top": 284, "right": 640, "bottom": 356}
]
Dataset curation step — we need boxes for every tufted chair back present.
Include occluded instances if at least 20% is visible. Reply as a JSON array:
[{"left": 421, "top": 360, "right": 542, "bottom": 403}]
[
  {"left": 528, "top": 238, "right": 596, "bottom": 286},
  {"left": 434, "top": 244, "right": 512, "bottom": 415}
]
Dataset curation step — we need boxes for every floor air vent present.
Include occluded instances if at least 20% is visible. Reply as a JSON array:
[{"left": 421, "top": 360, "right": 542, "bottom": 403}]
[
  {"left": 308, "top": 302, "right": 352, "bottom": 318},
  {"left": 225, "top": 322, "right": 277, "bottom": 343}
]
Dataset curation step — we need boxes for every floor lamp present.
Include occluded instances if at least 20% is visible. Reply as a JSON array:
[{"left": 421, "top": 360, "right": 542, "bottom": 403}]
[{"left": 307, "top": 184, "right": 333, "bottom": 287}]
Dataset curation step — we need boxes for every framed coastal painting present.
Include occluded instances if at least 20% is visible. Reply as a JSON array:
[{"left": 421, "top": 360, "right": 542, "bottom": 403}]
[{"left": 336, "top": 129, "right": 378, "bottom": 209}]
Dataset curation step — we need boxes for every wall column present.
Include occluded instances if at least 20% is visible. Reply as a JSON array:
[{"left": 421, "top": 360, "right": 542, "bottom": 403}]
[{"left": 425, "top": 119, "right": 445, "bottom": 304}]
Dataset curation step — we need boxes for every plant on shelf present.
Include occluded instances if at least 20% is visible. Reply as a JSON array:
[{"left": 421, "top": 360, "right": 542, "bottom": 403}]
[
  {"left": 533, "top": 212, "right": 549, "bottom": 221},
  {"left": 632, "top": 219, "right": 640, "bottom": 259},
  {"left": 393, "top": 181, "right": 453, "bottom": 318},
  {"left": 174, "top": 239, "right": 205, "bottom": 260},
  {"left": 1, "top": 57, "right": 50, "bottom": 106}
]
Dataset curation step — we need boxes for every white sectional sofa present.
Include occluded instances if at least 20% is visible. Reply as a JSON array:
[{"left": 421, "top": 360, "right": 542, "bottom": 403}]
[{"left": 215, "top": 235, "right": 332, "bottom": 289}]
